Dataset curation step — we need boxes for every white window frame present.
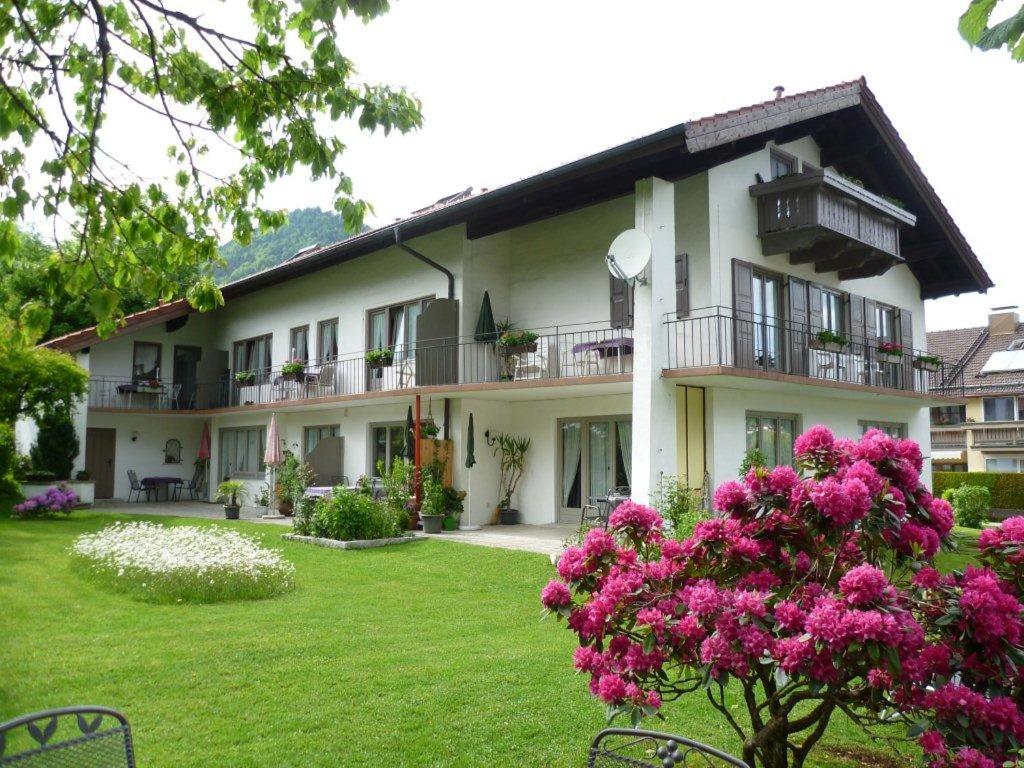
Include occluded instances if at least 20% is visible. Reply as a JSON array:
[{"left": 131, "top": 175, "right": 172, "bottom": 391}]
[
  {"left": 859, "top": 420, "right": 907, "bottom": 438},
  {"left": 982, "top": 396, "right": 1024, "bottom": 422},
  {"left": 303, "top": 424, "right": 340, "bottom": 458},
  {"left": 369, "top": 422, "right": 407, "bottom": 477},
  {"left": 985, "top": 456, "right": 1024, "bottom": 473},
  {"left": 219, "top": 426, "right": 267, "bottom": 480}
]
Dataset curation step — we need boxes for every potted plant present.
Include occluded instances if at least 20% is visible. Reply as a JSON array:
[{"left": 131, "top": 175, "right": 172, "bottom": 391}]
[
  {"left": 876, "top": 340, "right": 904, "bottom": 365},
  {"left": 496, "top": 330, "right": 539, "bottom": 356},
  {"left": 281, "top": 359, "right": 306, "bottom": 382},
  {"left": 442, "top": 486, "right": 465, "bottom": 531},
  {"left": 234, "top": 370, "right": 256, "bottom": 387},
  {"left": 365, "top": 348, "right": 395, "bottom": 369},
  {"left": 492, "top": 432, "right": 530, "bottom": 525},
  {"left": 913, "top": 352, "right": 943, "bottom": 372},
  {"left": 216, "top": 480, "right": 248, "bottom": 520},
  {"left": 276, "top": 450, "right": 314, "bottom": 516},
  {"left": 420, "top": 421, "right": 440, "bottom": 439},
  {"left": 809, "top": 329, "right": 848, "bottom": 353},
  {"left": 254, "top": 484, "right": 270, "bottom": 516},
  {"left": 420, "top": 474, "right": 445, "bottom": 534}
]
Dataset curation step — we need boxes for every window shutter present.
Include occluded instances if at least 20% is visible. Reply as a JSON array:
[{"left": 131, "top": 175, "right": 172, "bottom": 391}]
[
  {"left": 610, "top": 275, "right": 633, "bottom": 329},
  {"left": 807, "top": 283, "right": 824, "bottom": 333},
  {"left": 732, "top": 260, "right": 755, "bottom": 368},
  {"left": 864, "top": 299, "right": 878, "bottom": 340},
  {"left": 787, "top": 277, "right": 808, "bottom": 376},
  {"left": 848, "top": 294, "right": 866, "bottom": 345},
  {"left": 675, "top": 253, "right": 689, "bottom": 319},
  {"left": 898, "top": 307, "right": 913, "bottom": 349}
]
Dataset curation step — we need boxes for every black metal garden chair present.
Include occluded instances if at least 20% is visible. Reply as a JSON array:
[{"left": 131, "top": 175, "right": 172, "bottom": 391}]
[
  {"left": 0, "top": 706, "right": 135, "bottom": 767},
  {"left": 587, "top": 729, "right": 749, "bottom": 768}
]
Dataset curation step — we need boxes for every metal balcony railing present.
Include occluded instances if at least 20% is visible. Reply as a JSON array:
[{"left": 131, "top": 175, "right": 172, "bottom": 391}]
[
  {"left": 664, "top": 306, "right": 963, "bottom": 397},
  {"left": 87, "top": 323, "right": 634, "bottom": 412}
]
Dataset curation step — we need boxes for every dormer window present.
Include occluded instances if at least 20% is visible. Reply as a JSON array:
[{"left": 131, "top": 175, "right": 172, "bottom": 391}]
[
  {"left": 1009, "top": 339, "right": 1024, "bottom": 351},
  {"left": 770, "top": 149, "right": 796, "bottom": 180}
]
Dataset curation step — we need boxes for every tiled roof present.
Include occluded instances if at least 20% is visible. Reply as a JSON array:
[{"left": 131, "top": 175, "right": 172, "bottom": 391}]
[{"left": 929, "top": 324, "right": 1024, "bottom": 396}]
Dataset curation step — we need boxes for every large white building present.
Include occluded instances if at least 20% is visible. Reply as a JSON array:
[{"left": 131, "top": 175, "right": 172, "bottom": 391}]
[{"left": 43, "top": 79, "right": 990, "bottom": 525}]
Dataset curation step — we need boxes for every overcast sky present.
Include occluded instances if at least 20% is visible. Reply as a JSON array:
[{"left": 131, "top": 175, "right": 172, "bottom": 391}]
[{"left": 34, "top": 0, "right": 1024, "bottom": 331}]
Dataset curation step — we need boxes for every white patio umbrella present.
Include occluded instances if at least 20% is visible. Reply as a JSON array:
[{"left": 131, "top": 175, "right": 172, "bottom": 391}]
[{"left": 264, "top": 413, "right": 284, "bottom": 517}]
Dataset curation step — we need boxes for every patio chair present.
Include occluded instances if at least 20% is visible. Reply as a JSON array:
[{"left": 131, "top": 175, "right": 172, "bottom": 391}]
[
  {"left": 313, "top": 362, "right": 335, "bottom": 396},
  {"left": 126, "top": 470, "right": 151, "bottom": 503},
  {"left": 175, "top": 463, "right": 205, "bottom": 501},
  {"left": 0, "top": 705, "right": 136, "bottom": 767},
  {"left": 587, "top": 728, "right": 748, "bottom": 768},
  {"left": 580, "top": 503, "right": 607, "bottom": 531},
  {"left": 160, "top": 383, "right": 181, "bottom": 410}
]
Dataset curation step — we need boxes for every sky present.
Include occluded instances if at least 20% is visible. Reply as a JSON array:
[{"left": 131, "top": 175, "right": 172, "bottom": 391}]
[{"left": 26, "top": 0, "right": 1024, "bottom": 331}]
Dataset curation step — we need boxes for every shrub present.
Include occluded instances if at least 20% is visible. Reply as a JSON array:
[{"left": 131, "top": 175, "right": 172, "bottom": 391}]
[
  {"left": 13, "top": 484, "right": 77, "bottom": 518},
  {"left": 738, "top": 448, "right": 767, "bottom": 476},
  {"left": 941, "top": 484, "right": 990, "bottom": 529},
  {"left": 542, "top": 426, "right": 1024, "bottom": 768},
  {"left": 29, "top": 413, "right": 78, "bottom": 480},
  {"left": 72, "top": 521, "right": 295, "bottom": 603},
  {"left": 652, "top": 475, "right": 701, "bottom": 539},
  {"left": 309, "top": 487, "right": 402, "bottom": 541},
  {"left": 934, "top": 471, "right": 1024, "bottom": 511},
  {"left": 0, "top": 423, "right": 19, "bottom": 502},
  {"left": 292, "top": 495, "right": 317, "bottom": 536},
  {"left": 21, "top": 469, "right": 56, "bottom": 482},
  {"left": 377, "top": 458, "right": 411, "bottom": 529}
]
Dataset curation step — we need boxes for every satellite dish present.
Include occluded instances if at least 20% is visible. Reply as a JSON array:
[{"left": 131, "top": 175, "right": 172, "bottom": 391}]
[{"left": 607, "top": 229, "right": 651, "bottom": 283}]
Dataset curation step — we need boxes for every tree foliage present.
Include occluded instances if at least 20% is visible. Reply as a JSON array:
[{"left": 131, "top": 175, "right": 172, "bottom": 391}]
[
  {"left": 0, "top": 0, "right": 422, "bottom": 335},
  {"left": 0, "top": 321, "right": 88, "bottom": 425},
  {"left": 29, "top": 412, "right": 78, "bottom": 479},
  {"left": 542, "top": 426, "right": 1024, "bottom": 768},
  {"left": 216, "top": 206, "right": 363, "bottom": 283},
  {"left": 960, "top": 0, "right": 1024, "bottom": 61}
]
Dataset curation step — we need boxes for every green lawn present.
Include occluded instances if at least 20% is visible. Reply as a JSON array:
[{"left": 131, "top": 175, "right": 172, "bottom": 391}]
[{"left": 0, "top": 512, "right": 979, "bottom": 767}]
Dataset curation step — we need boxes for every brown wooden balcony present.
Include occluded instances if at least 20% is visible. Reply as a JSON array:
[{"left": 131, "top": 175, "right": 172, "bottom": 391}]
[
  {"left": 931, "top": 428, "right": 967, "bottom": 449},
  {"left": 972, "top": 425, "right": 1024, "bottom": 448},
  {"left": 749, "top": 170, "right": 917, "bottom": 280}
]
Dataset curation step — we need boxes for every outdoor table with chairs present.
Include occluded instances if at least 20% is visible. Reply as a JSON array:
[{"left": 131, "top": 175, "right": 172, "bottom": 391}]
[{"left": 571, "top": 337, "right": 634, "bottom": 375}]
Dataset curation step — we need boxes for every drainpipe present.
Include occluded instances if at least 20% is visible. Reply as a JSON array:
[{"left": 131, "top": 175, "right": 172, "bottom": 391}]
[{"left": 393, "top": 226, "right": 456, "bottom": 440}]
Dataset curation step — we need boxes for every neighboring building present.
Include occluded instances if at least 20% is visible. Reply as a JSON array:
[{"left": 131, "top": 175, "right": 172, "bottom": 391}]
[
  {"left": 929, "top": 307, "right": 1024, "bottom": 473},
  {"left": 43, "top": 78, "right": 990, "bottom": 525}
]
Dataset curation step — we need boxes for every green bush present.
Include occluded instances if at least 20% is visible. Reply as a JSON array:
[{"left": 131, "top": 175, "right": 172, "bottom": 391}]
[
  {"left": 653, "top": 475, "right": 703, "bottom": 540},
  {"left": 310, "top": 487, "right": 403, "bottom": 541},
  {"left": 29, "top": 414, "right": 78, "bottom": 480},
  {"left": 0, "top": 423, "right": 20, "bottom": 503},
  {"left": 941, "top": 484, "right": 990, "bottom": 529},
  {"left": 934, "top": 471, "right": 1024, "bottom": 511}
]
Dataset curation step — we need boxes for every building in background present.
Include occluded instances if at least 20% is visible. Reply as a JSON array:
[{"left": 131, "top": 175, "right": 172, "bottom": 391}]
[{"left": 929, "top": 307, "right": 1024, "bottom": 473}]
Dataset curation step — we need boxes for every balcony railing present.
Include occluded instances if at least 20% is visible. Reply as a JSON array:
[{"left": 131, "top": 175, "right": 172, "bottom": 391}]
[
  {"left": 972, "top": 425, "right": 1024, "bottom": 448},
  {"left": 664, "top": 306, "right": 963, "bottom": 397},
  {"left": 931, "top": 429, "right": 967, "bottom": 449},
  {"left": 87, "top": 324, "right": 634, "bottom": 411}
]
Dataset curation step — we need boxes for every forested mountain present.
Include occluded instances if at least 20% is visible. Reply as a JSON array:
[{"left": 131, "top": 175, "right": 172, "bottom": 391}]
[{"left": 217, "top": 207, "right": 362, "bottom": 283}]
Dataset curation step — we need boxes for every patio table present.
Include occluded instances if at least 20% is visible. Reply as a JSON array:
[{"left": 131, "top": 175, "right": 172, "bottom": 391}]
[
  {"left": 142, "top": 476, "right": 183, "bottom": 502},
  {"left": 116, "top": 382, "right": 165, "bottom": 408},
  {"left": 572, "top": 338, "right": 634, "bottom": 374}
]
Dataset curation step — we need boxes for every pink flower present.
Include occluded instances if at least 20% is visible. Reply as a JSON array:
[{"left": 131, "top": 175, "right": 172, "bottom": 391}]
[
  {"left": 767, "top": 465, "right": 799, "bottom": 496},
  {"left": 713, "top": 481, "right": 749, "bottom": 515},
  {"left": 540, "top": 580, "right": 572, "bottom": 610},
  {"left": 897, "top": 522, "right": 940, "bottom": 559},
  {"left": 867, "top": 668, "right": 893, "bottom": 688},
  {"left": 793, "top": 424, "right": 835, "bottom": 459},
  {"left": 583, "top": 528, "right": 617, "bottom": 558},
  {"left": 950, "top": 749, "right": 996, "bottom": 768},
  {"left": 839, "top": 564, "right": 890, "bottom": 605},
  {"left": 596, "top": 673, "right": 628, "bottom": 703},
  {"left": 810, "top": 477, "right": 872, "bottom": 526},
  {"left": 895, "top": 438, "right": 924, "bottom": 471},
  {"left": 557, "top": 547, "right": 591, "bottom": 581},
  {"left": 843, "top": 460, "right": 884, "bottom": 496},
  {"left": 913, "top": 567, "right": 941, "bottom": 589},
  {"left": 608, "top": 500, "right": 663, "bottom": 535},
  {"left": 857, "top": 428, "right": 897, "bottom": 463},
  {"left": 918, "top": 729, "right": 946, "bottom": 756},
  {"left": 773, "top": 600, "right": 806, "bottom": 632},
  {"left": 928, "top": 497, "right": 954, "bottom": 538}
]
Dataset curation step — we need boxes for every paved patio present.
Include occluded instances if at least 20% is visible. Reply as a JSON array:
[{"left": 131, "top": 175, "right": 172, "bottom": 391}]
[{"left": 93, "top": 501, "right": 573, "bottom": 557}]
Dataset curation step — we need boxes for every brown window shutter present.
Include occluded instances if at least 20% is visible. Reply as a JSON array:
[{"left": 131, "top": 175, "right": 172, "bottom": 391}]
[
  {"left": 733, "top": 259, "right": 755, "bottom": 368},
  {"left": 848, "top": 294, "right": 866, "bottom": 344},
  {"left": 807, "top": 283, "right": 824, "bottom": 333},
  {"left": 898, "top": 307, "right": 913, "bottom": 349},
  {"left": 864, "top": 299, "right": 878, "bottom": 340},
  {"left": 787, "top": 277, "right": 808, "bottom": 375},
  {"left": 610, "top": 275, "right": 633, "bottom": 329},
  {"left": 675, "top": 253, "right": 689, "bottom": 319}
]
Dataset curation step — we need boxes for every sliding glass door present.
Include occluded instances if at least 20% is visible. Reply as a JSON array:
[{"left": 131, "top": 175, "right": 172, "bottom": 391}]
[{"left": 558, "top": 416, "right": 631, "bottom": 524}]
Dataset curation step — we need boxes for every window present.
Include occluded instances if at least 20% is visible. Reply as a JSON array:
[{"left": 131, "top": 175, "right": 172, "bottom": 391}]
[
  {"left": 983, "top": 396, "right": 1024, "bottom": 422},
  {"left": 132, "top": 341, "right": 162, "bottom": 381},
  {"left": 875, "top": 304, "right": 896, "bottom": 343},
  {"left": 370, "top": 423, "right": 408, "bottom": 475},
  {"left": 304, "top": 424, "right": 340, "bottom": 457},
  {"left": 752, "top": 268, "right": 782, "bottom": 369},
  {"left": 931, "top": 405, "right": 966, "bottom": 426},
  {"left": 289, "top": 326, "right": 309, "bottom": 363},
  {"left": 770, "top": 149, "right": 796, "bottom": 180},
  {"left": 233, "top": 334, "right": 272, "bottom": 378},
  {"left": 745, "top": 413, "right": 797, "bottom": 467},
  {"left": 859, "top": 421, "right": 907, "bottom": 439},
  {"left": 368, "top": 298, "right": 430, "bottom": 357},
  {"left": 219, "top": 427, "right": 266, "bottom": 479},
  {"left": 986, "top": 457, "right": 1024, "bottom": 473},
  {"left": 821, "top": 290, "right": 844, "bottom": 334},
  {"left": 317, "top": 319, "right": 338, "bottom": 362}
]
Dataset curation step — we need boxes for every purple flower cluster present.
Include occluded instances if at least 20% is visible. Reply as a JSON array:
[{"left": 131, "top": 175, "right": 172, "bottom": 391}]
[{"left": 13, "top": 484, "right": 79, "bottom": 518}]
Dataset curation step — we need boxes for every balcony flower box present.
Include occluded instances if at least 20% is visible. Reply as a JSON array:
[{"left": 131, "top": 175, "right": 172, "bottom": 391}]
[
  {"left": 808, "top": 331, "right": 848, "bottom": 354},
  {"left": 876, "top": 341, "right": 904, "bottom": 365},
  {"left": 365, "top": 349, "right": 394, "bottom": 370},
  {"left": 281, "top": 360, "right": 306, "bottom": 382},
  {"left": 496, "top": 331, "right": 539, "bottom": 356},
  {"left": 234, "top": 371, "right": 256, "bottom": 387},
  {"left": 913, "top": 354, "right": 942, "bottom": 373}
]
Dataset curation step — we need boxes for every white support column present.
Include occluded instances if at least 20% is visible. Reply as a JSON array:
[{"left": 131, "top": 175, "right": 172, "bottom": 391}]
[
  {"left": 630, "top": 177, "right": 677, "bottom": 504},
  {"left": 72, "top": 351, "right": 90, "bottom": 474}
]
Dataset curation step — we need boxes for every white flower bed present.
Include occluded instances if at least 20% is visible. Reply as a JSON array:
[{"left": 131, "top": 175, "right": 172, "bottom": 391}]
[{"left": 72, "top": 521, "right": 295, "bottom": 603}]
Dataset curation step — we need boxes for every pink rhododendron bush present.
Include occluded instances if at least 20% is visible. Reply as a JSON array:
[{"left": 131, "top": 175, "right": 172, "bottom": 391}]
[{"left": 541, "top": 426, "right": 1024, "bottom": 768}]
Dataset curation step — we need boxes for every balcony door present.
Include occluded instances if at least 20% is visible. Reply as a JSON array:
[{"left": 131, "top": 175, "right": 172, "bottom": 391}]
[
  {"left": 752, "top": 270, "right": 783, "bottom": 371},
  {"left": 558, "top": 416, "right": 631, "bottom": 524},
  {"left": 173, "top": 346, "right": 201, "bottom": 410}
]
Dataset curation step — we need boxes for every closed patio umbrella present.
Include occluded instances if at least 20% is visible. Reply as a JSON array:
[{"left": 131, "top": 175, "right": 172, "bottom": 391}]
[
  {"left": 264, "top": 413, "right": 284, "bottom": 517},
  {"left": 405, "top": 405, "right": 415, "bottom": 461},
  {"left": 474, "top": 290, "right": 498, "bottom": 343},
  {"left": 196, "top": 421, "right": 211, "bottom": 498},
  {"left": 465, "top": 412, "right": 476, "bottom": 469}
]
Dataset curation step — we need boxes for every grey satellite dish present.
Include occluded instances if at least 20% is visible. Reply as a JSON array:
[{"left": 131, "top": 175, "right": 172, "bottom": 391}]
[{"left": 607, "top": 229, "right": 651, "bottom": 284}]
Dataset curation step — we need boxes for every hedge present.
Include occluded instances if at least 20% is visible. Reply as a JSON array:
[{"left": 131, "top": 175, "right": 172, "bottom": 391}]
[{"left": 933, "top": 471, "right": 1024, "bottom": 511}]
